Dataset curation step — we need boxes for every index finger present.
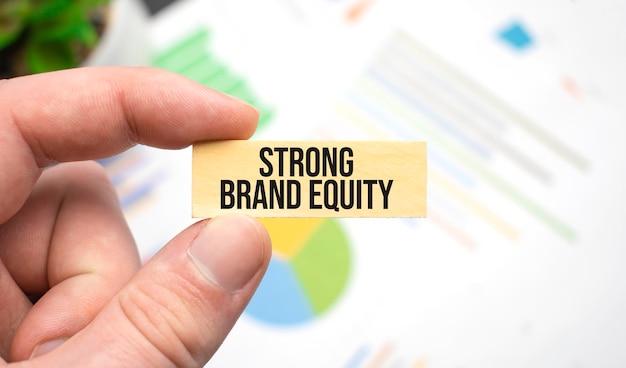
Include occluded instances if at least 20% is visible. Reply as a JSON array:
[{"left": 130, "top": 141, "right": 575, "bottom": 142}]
[{"left": 0, "top": 66, "right": 259, "bottom": 223}]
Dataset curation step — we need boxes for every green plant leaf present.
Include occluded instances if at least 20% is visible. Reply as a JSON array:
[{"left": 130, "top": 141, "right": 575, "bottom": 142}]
[
  {"left": 25, "top": 39, "right": 75, "bottom": 74},
  {"left": 27, "top": 0, "right": 110, "bottom": 22},
  {"left": 6, "top": 0, "right": 111, "bottom": 73},
  {"left": 0, "top": 0, "right": 31, "bottom": 49},
  {"left": 26, "top": 0, "right": 107, "bottom": 45},
  {"left": 28, "top": 0, "right": 72, "bottom": 22},
  {"left": 79, "top": 0, "right": 110, "bottom": 8},
  {"left": 28, "top": 5, "right": 90, "bottom": 43},
  {"left": 74, "top": 21, "right": 98, "bottom": 47}
]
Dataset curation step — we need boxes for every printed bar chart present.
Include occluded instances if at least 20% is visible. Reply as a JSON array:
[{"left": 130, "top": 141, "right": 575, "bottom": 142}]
[
  {"left": 152, "top": 28, "right": 274, "bottom": 128},
  {"left": 323, "top": 30, "right": 586, "bottom": 247}
]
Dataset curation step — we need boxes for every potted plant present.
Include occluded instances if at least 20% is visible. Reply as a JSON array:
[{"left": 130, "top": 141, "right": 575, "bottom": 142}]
[{"left": 0, "top": 0, "right": 150, "bottom": 78}]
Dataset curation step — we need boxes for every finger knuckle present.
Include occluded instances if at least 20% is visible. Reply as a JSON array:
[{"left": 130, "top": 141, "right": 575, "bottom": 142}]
[{"left": 117, "top": 275, "right": 205, "bottom": 367}]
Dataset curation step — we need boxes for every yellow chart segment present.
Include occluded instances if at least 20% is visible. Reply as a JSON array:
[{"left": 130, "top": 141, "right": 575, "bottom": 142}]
[
  {"left": 247, "top": 218, "right": 352, "bottom": 324},
  {"left": 260, "top": 218, "right": 325, "bottom": 259}
]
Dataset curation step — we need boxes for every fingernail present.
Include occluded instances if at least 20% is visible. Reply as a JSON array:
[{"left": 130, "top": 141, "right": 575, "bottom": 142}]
[
  {"left": 31, "top": 338, "right": 66, "bottom": 359},
  {"left": 224, "top": 92, "right": 259, "bottom": 112},
  {"left": 188, "top": 215, "right": 266, "bottom": 292},
  {"left": 220, "top": 91, "right": 260, "bottom": 117}
]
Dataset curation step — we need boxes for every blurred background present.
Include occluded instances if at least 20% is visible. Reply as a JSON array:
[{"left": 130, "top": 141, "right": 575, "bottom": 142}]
[{"left": 82, "top": 0, "right": 626, "bottom": 367}]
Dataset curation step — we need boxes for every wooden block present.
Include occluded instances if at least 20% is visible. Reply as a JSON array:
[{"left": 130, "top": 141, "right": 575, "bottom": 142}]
[{"left": 192, "top": 140, "right": 426, "bottom": 218}]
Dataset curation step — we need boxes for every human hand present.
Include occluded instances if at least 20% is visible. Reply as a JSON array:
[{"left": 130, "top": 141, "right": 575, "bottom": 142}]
[{"left": 0, "top": 67, "right": 271, "bottom": 367}]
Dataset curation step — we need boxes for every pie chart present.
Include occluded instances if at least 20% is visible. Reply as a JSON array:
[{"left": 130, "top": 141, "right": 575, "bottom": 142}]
[{"left": 245, "top": 218, "right": 352, "bottom": 325}]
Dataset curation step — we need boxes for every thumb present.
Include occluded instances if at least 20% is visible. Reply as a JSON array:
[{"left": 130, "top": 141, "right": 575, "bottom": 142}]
[{"left": 29, "top": 214, "right": 271, "bottom": 367}]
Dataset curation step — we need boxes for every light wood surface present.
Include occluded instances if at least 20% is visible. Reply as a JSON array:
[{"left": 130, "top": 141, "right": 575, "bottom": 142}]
[{"left": 192, "top": 140, "right": 426, "bottom": 218}]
